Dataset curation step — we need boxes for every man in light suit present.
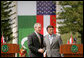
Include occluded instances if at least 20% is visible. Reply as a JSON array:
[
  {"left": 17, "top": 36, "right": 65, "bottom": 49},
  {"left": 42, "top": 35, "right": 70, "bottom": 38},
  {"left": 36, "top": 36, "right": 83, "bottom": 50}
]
[{"left": 43, "top": 25, "right": 63, "bottom": 57}]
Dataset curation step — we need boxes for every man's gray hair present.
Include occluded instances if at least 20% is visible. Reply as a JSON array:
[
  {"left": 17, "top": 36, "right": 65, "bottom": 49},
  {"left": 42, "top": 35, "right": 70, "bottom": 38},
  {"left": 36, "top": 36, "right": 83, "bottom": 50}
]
[{"left": 34, "top": 23, "right": 41, "bottom": 28}]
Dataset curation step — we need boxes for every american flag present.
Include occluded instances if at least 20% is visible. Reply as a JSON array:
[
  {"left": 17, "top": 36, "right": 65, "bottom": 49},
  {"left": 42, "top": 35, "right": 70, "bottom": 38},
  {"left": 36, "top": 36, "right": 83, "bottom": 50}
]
[
  {"left": 37, "top": 1, "right": 56, "bottom": 15},
  {"left": 36, "top": 1, "right": 56, "bottom": 36}
]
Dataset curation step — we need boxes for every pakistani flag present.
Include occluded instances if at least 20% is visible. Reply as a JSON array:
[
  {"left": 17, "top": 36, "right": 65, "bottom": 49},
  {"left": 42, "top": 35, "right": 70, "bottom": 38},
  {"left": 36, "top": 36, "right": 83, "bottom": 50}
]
[{"left": 17, "top": 1, "right": 56, "bottom": 57}]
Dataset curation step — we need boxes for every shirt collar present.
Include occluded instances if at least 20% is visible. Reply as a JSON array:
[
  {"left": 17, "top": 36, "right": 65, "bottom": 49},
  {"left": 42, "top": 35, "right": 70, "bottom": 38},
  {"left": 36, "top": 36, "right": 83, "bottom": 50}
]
[
  {"left": 48, "top": 34, "right": 54, "bottom": 37},
  {"left": 34, "top": 31, "right": 40, "bottom": 35},
  {"left": 34, "top": 31, "right": 38, "bottom": 34}
]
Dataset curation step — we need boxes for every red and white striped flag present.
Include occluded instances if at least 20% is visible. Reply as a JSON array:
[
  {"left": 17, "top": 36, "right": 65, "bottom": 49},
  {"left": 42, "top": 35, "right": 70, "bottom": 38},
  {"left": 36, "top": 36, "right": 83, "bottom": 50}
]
[
  {"left": 37, "top": 15, "right": 56, "bottom": 36},
  {"left": 67, "top": 39, "right": 70, "bottom": 44},
  {"left": 69, "top": 34, "right": 73, "bottom": 44},
  {"left": 1, "top": 35, "right": 6, "bottom": 44}
]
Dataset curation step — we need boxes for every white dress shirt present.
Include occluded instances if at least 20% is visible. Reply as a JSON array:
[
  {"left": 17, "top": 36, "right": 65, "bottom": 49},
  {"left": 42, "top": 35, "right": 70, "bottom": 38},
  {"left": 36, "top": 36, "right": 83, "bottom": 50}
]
[{"left": 48, "top": 34, "right": 54, "bottom": 45}]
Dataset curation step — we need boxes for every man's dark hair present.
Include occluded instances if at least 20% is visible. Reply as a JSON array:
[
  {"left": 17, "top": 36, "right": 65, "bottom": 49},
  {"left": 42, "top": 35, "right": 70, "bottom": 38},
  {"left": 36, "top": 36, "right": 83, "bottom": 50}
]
[{"left": 46, "top": 25, "right": 54, "bottom": 31}]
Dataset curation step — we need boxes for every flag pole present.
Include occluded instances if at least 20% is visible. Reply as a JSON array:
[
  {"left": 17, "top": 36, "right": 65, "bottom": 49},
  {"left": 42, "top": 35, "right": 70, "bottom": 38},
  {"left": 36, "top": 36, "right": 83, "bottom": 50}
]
[{"left": 2, "top": 31, "right": 3, "bottom": 36}]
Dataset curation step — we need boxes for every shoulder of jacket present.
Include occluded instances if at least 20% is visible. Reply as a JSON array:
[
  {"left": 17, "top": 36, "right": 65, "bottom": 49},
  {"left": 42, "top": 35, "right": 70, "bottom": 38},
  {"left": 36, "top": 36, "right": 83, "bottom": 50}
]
[
  {"left": 56, "top": 33, "right": 61, "bottom": 37},
  {"left": 28, "top": 32, "right": 35, "bottom": 37},
  {"left": 39, "top": 33, "right": 43, "bottom": 37}
]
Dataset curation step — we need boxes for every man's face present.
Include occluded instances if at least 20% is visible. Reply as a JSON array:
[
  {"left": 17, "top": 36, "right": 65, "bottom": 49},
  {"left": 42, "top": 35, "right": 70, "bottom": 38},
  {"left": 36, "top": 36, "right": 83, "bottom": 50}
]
[
  {"left": 35, "top": 25, "right": 41, "bottom": 33},
  {"left": 47, "top": 28, "right": 54, "bottom": 35}
]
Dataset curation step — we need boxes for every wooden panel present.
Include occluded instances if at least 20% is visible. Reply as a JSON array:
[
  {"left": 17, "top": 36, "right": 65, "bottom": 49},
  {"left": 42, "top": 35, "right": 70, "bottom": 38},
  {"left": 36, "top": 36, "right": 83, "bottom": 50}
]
[
  {"left": 1, "top": 53, "right": 15, "bottom": 57},
  {"left": 60, "top": 44, "right": 83, "bottom": 54},
  {"left": 64, "top": 54, "right": 83, "bottom": 57},
  {"left": 1, "top": 44, "right": 20, "bottom": 53}
]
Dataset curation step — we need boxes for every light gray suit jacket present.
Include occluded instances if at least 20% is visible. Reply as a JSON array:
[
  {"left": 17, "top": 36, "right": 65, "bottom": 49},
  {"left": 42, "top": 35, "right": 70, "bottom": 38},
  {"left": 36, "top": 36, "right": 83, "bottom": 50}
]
[{"left": 43, "top": 34, "right": 63, "bottom": 57}]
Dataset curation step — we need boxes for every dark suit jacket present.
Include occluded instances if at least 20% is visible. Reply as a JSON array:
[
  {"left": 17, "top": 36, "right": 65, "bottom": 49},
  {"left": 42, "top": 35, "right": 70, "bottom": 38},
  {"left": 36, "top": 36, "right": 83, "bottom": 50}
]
[{"left": 28, "top": 32, "right": 43, "bottom": 57}]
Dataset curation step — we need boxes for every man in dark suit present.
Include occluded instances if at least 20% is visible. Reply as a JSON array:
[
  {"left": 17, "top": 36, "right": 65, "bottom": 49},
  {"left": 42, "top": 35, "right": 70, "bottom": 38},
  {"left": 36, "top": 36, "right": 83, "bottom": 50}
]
[{"left": 28, "top": 23, "right": 44, "bottom": 57}]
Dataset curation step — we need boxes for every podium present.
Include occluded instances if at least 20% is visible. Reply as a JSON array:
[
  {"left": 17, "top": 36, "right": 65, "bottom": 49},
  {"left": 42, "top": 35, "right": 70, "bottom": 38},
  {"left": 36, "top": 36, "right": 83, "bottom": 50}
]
[
  {"left": 60, "top": 44, "right": 83, "bottom": 57},
  {"left": 1, "top": 44, "right": 20, "bottom": 57}
]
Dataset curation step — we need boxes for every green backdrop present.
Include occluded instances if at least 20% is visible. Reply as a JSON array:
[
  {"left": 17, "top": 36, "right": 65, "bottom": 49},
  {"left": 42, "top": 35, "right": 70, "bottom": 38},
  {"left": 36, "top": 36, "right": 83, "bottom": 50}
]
[{"left": 18, "top": 16, "right": 36, "bottom": 57}]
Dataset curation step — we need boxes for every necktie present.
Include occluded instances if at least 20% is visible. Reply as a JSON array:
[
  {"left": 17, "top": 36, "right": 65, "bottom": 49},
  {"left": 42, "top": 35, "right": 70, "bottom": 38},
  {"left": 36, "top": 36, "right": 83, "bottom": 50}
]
[{"left": 37, "top": 33, "right": 41, "bottom": 44}]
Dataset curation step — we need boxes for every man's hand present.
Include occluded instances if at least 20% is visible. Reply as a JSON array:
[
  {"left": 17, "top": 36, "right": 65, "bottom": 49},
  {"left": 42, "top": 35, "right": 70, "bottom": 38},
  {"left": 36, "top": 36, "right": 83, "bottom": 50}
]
[
  {"left": 43, "top": 53, "right": 46, "bottom": 57},
  {"left": 38, "top": 48, "right": 44, "bottom": 53}
]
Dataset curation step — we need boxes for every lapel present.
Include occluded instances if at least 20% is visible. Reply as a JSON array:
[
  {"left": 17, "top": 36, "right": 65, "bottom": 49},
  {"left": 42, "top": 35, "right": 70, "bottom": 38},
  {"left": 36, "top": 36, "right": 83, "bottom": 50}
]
[
  {"left": 46, "top": 35, "right": 50, "bottom": 46},
  {"left": 34, "top": 32, "right": 41, "bottom": 45},
  {"left": 50, "top": 34, "right": 58, "bottom": 47}
]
